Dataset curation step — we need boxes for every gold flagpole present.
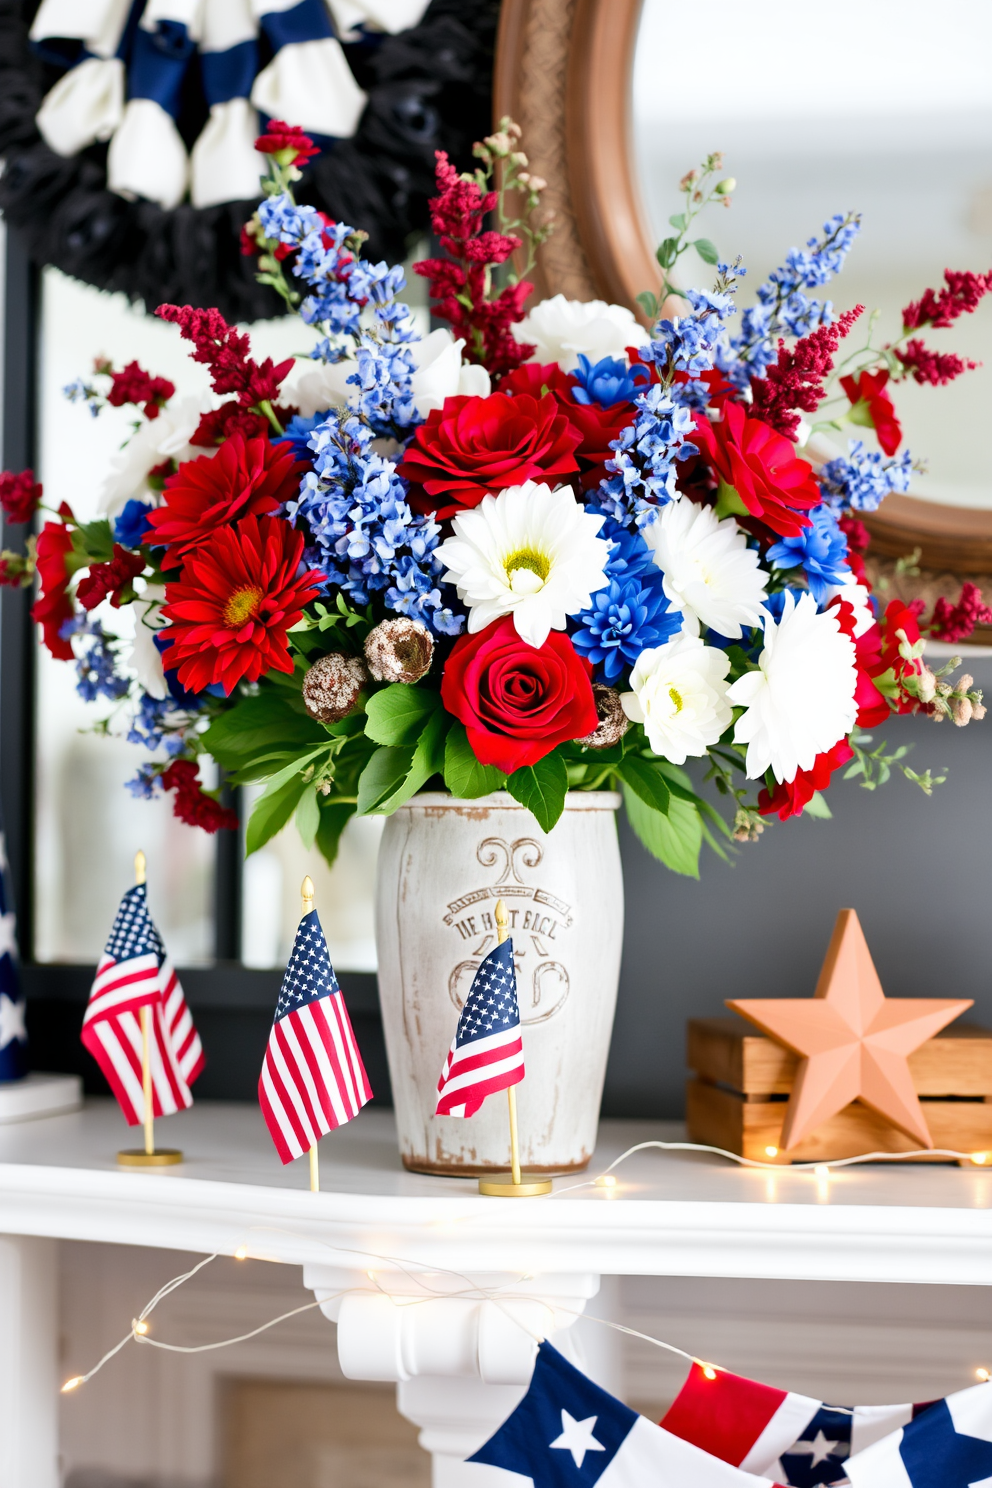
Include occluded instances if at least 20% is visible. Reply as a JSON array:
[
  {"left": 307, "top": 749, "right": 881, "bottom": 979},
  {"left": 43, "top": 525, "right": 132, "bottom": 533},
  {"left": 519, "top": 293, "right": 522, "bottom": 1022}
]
[
  {"left": 478, "top": 900, "right": 552, "bottom": 1197},
  {"left": 134, "top": 852, "right": 156, "bottom": 1157},
  {"left": 117, "top": 852, "right": 182, "bottom": 1167},
  {"left": 302, "top": 876, "right": 320, "bottom": 1194}
]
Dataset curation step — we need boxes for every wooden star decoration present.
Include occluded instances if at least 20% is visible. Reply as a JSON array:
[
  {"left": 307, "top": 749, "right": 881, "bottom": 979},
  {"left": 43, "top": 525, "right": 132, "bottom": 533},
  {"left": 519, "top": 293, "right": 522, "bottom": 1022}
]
[{"left": 727, "top": 909, "right": 972, "bottom": 1150}]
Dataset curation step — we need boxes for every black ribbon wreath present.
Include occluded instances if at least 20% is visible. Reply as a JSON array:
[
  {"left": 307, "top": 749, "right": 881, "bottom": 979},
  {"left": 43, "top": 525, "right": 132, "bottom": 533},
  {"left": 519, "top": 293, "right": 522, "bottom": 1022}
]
[{"left": 0, "top": 0, "right": 500, "bottom": 322}]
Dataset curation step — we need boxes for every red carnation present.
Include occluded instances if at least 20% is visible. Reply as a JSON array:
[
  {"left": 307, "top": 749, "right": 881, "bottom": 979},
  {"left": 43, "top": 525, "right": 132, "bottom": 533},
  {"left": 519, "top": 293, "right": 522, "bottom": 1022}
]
[
  {"left": 398, "top": 392, "right": 582, "bottom": 519},
  {"left": 501, "top": 362, "right": 637, "bottom": 490},
  {"left": 254, "top": 121, "right": 318, "bottom": 167},
  {"left": 159, "top": 514, "right": 322, "bottom": 695},
  {"left": 758, "top": 737, "right": 854, "bottom": 820},
  {"left": 441, "top": 616, "right": 597, "bottom": 775},
  {"left": 829, "top": 599, "right": 890, "bottom": 728},
  {"left": 691, "top": 400, "right": 820, "bottom": 538},
  {"left": 76, "top": 544, "right": 145, "bottom": 611},
  {"left": 31, "top": 522, "right": 76, "bottom": 659},
  {"left": 0, "top": 468, "right": 43, "bottom": 525},
  {"left": 840, "top": 368, "right": 902, "bottom": 456},
  {"left": 146, "top": 434, "right": 304, "bottom": 564},
  {"left": 106, "top": 361, "right": 175, "bottom": 421},
  {"left": 161, "top": 760, "right": 239, "bottom": 834}
]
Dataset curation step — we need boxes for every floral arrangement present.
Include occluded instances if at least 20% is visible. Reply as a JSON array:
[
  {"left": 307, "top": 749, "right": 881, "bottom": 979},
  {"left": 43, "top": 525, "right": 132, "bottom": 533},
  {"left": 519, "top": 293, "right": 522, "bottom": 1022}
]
[{"left": 3, "top": 125, "right": 990, "bottom": 877}]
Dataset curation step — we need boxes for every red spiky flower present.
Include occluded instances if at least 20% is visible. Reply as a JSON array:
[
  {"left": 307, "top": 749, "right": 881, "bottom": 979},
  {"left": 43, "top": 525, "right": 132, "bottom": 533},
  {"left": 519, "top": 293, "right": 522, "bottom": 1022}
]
[
  {"left": 159, "top": 515, "right": 322, "bottom": 694},
  {"left": 145, "top": 434, "right": 304, "bottom": 565}
]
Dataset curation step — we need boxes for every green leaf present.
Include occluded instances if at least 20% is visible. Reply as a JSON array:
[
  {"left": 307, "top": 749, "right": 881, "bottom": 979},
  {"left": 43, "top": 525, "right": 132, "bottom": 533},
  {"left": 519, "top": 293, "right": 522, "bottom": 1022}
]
[
  {"left": 635, "top": 291, "right": 659, "bottom": 321},
  {"left": 365, "top": 684, "right": 439, "bottom": 746},
  {"left": 803, "top": 790, "right": 832, "bottom": 820},
  {"left": 669, "top": 212, "right": 687, "bottom": 230},
  {"left": 356, "top": 746, "right": 415, "bottom": 815},
  {"left": 254, "top": 744, "right": 329, "bottom": 797},
  {"left": 617, "top": 756, "right": 671, "bottom": 816},
  {"left": 74, "top": 518, "right": 115, "bottom": 562},
  {"left": 506, "top": 753, "right": 569, "bottom": 833},
  {"left": 694, "top": 237, "right": 719, "bottom": 265},
  {"left": 443, "top": 724, "right": 505, "bottom": 798},
  {"left": 202, "top": 692, "right": 326, "bottom": 769},
  {"left": 622, "top": 784, "right": 702, "bottom": 877},
  {"left": 656, "top": 237, "right": 679, "bottom": 269},
  {"left": 246, "top": 773, "right": 310, "bottom": 856},
  {"left": 315, "top": 801, "right": 355, "bottom": 868},
  {"left": 295, "top": 786, "right": 321, "bottom": 850},
  {"left": 373, "top": 707, "right": 451, "bottom": 814}
]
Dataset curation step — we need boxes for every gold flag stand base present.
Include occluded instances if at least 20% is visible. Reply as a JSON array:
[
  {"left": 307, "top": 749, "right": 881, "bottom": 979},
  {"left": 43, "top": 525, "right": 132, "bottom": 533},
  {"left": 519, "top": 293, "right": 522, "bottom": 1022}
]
[
  {"left": 117, "top": 1148, "right": 183, "bottom": 1167},
  {"left": 478, "top": 1173, "right": 553, "bottom": 1197}
]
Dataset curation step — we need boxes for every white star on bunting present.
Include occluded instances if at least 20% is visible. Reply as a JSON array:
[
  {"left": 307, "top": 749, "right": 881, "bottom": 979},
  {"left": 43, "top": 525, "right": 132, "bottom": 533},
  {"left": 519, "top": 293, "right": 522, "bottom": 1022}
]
[{"left": 550, "top": 1410, "right": 606, "bottom": 1468}]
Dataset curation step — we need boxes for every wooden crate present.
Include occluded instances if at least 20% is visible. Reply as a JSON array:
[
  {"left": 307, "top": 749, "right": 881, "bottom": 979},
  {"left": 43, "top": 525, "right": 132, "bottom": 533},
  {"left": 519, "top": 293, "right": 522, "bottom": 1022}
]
[{"left": 686, "top": 1017, "right": 992, "bottom": 1162}]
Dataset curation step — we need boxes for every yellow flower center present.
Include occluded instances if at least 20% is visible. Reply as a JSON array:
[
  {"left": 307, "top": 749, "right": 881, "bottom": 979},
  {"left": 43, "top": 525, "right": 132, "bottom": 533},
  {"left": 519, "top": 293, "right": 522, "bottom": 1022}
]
[
  {"left": 668, "top": 685, "right": 684, "bottom": 714},
  {"left": 223, "top": 585, "right": 263, "bottom": 628},
  {"left": 504, "top": 547, "right": 550, "bottom": 584}
]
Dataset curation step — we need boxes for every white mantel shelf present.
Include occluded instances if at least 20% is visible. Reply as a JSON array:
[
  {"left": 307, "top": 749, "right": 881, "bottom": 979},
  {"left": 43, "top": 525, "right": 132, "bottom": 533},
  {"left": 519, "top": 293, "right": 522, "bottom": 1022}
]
[{"left": 2, "top": 1100, "right": 992, "bottom": 1286}]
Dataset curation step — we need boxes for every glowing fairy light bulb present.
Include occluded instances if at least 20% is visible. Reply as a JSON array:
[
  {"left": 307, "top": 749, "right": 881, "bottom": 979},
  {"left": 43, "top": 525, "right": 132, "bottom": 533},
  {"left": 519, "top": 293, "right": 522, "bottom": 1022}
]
[{"left": 61, "top": 1377, "right": 84, "bottom": 1393}]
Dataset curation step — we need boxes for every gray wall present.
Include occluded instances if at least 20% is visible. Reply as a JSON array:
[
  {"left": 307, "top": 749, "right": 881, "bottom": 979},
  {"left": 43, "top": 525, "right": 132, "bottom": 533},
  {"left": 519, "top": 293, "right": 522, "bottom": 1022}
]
[{"left": 604, "top": 656, "right": 992, "bottom": 1119}]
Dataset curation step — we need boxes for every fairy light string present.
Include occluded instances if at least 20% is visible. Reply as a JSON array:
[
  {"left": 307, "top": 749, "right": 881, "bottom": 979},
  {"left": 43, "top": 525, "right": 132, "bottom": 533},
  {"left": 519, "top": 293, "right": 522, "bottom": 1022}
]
[{"left": 60, "top": 1134, "right": 992, "bottom": 1394}]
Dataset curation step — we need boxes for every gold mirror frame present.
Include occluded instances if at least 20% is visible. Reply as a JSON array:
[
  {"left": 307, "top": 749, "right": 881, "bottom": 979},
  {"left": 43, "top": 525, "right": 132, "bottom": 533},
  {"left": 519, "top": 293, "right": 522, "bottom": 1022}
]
[{"left": 494, "top": 0, "right": 992, "bottom": 641}]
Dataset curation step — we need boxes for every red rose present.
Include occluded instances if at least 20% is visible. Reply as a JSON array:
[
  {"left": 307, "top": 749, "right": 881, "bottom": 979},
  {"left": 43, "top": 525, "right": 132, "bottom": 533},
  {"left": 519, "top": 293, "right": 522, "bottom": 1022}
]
[
  {"left": 0, "top": 468, "right": 42, "bottom": 525},
  {"left": 441, "top": 617, "right": 597, "bottom": 774},
  {"left": 840, "top": 369, "right": 902, "bottom": 457},
  {"left": 146, "top": 433, "right": 304, "bottom": 565},
  {"left": 160, "top": 514, "right": 322, "bottom": 694},
  {"left": 758, "top": 737, "right": 854, "bottom": 820},
  {"left": 692, "top": 400, "right": 820, "bottom": 538},
  {"left": 500, "top": 362, "right": 635, "bottom": 491},
  {"left": 254, "top": 121, "right": 318, "bottom": 166},
  {"left": 398, "top": 392, "right": 582, "bottom": 519},
  {"left": 31, "top": 522, "right": 76, "bottom": 659}
]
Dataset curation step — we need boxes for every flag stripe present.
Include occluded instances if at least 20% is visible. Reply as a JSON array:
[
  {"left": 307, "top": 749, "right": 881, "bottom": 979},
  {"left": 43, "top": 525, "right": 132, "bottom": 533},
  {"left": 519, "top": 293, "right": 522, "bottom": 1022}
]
[{"left": 82, "top": 888, "right": 203, "bottom": 1126}]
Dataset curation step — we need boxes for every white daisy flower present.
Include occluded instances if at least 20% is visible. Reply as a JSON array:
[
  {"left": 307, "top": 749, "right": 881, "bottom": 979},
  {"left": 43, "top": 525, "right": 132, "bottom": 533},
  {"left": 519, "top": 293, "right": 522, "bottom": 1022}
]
[
  {"left": 727, "top": 590, "right": 858, "bottom": 783},
  {"left": 512, "top": 294, "right": 650, "bottom": 373},
  {"left": 642, "top": 495, "right": 769, "bottom": 639},
  {"left": 620, "top": 632, "right": 732, "bottom": 764},
  {"left": 436, "top": 481, "right": 611, "bottom": 648}
]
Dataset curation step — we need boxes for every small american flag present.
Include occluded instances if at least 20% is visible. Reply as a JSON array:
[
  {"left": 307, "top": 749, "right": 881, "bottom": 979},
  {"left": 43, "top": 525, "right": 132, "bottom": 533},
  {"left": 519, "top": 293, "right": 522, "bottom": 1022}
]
[
  {"left": 435, "top": 938, "right": 524, "bottom": 1117},
  {"left": 81, "top": 884, "right": 204, "bottom": 1124},
  {"left": 258, "top": 909, "right": 371, "bottom": 1163}
]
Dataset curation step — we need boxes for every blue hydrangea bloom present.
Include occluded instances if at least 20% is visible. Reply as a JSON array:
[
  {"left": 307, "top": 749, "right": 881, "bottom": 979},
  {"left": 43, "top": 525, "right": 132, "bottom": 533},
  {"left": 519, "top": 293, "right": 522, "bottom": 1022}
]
[
  {"left": 593, "top": 384, "right": 698, "bottom": 527},
  {"left": 290, "top": 410, "right": 463, "bottom": 636},
  {"left": 60, "top": 616, "right": 130, "bottom": 703},
  {"left": 113, "top": 499, "right": 154, "bottom": 548},
  {"left": 819, "top": 441, "right": 913, "bottom": 514},
  {"left": 126, "top": 765, "right": 161, "bottom": 800},
  {"left": 723, "top": 214, "right": 861, "bottom": 379},
  {"left": 766, "top": 503, "right": 852, "bottom": 604},
  {"left": 570, "top": 355, "right": 650, "bottom": 408}
]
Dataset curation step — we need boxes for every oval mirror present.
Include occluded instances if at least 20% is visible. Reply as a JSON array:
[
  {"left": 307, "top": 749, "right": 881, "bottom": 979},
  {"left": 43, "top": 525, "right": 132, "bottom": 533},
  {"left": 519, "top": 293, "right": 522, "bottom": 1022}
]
[{"left": 495, "top": 0, "right": 992, "bottom": 639}]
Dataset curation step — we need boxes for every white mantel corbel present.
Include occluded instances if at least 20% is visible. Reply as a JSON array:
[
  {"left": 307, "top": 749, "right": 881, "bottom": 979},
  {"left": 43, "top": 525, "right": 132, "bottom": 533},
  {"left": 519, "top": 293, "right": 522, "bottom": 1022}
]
[{"left": 303, "top": 1263, "right": 603, "bottom": 1483}]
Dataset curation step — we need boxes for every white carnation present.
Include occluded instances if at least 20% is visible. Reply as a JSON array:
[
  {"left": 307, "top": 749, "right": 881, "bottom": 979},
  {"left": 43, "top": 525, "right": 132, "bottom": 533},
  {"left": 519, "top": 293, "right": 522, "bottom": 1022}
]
[
  {"left": 97, "top": 394, "right": 212, "bottom": 519},
  {"left": 125, "top": 586, "right": 168, "bottom": 700},
  {"left": 437, "top": 480, "right": 610, "bottom": 648},
  {"left": 727, "top": 590, "right": 858, "bottom": 783},
  {"left": 290, "top": 328, "right": 490, "bottom": 420},
  {"left": 643, "top": 496, "right": 768, "bottom": 639},
  {"left": 620, "top": 632, "right": 732, "bottom": 764},
  {"left": 512, "top": 294, "right": 650, "bottom": 373}
]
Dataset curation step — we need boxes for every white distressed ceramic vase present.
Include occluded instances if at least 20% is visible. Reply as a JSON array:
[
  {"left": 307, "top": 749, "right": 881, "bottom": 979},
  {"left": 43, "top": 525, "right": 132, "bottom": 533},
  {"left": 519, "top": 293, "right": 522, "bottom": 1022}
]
[{"left": 375, "top": 791, "right": 624, "bottom": 1174}]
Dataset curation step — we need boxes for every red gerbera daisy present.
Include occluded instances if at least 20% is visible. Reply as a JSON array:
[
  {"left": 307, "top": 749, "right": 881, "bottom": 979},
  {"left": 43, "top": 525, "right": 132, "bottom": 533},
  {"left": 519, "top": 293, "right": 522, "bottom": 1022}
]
[
  {"left": 145, "top": 434, "right": 304, "bottom": 565},
  {"left": 159, "top": 515, "right": 322, "bottom": 694}
]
